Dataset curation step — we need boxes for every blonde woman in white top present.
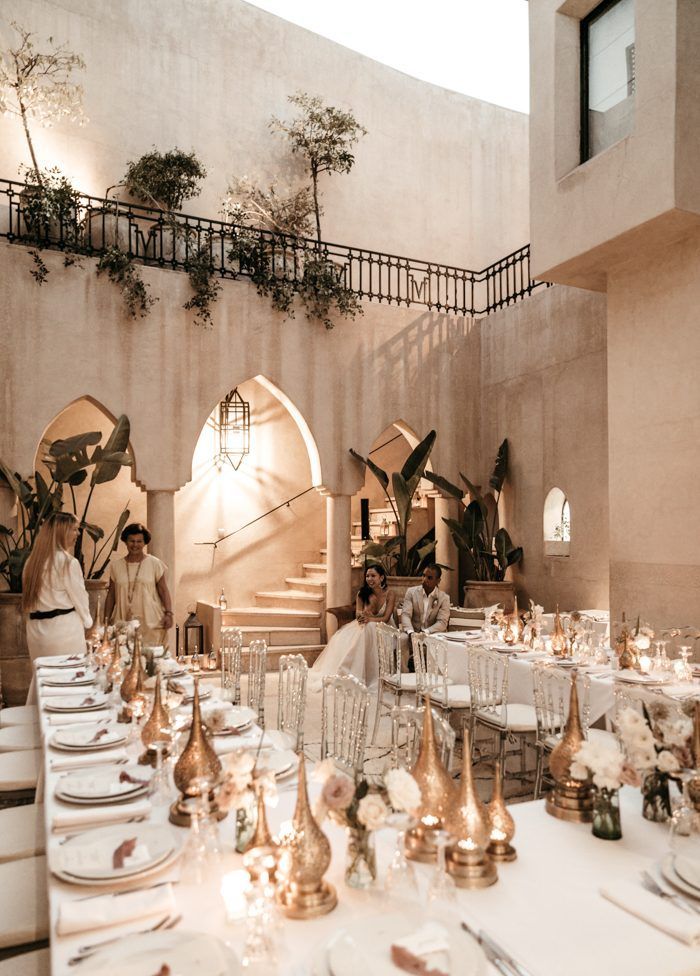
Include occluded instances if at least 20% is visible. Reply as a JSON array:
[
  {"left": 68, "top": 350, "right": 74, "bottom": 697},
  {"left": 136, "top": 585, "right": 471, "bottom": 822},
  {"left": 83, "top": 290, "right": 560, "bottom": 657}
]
[{"left": 22, "top": 512, "right": 93, "bottom": 701}]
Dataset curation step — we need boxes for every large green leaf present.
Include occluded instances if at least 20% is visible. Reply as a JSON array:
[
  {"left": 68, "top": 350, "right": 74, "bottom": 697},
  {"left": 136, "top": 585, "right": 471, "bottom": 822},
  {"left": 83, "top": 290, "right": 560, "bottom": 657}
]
[
  {"left": 489, "top": 439, "right": 509, "bottom": 493},
  {"left": 459, "top": 473, "right": 484, "bottom": 506},
  {"left": 423, "top": 471, "right": 464, "bottom": 500},
  {"left": 53, "top": 455, "right": 91, "bottom": 483},
  {"left": 92, "top": 416, "right": 132, "bottom": 485},
  {"left": 82, "top": 521, "right": 105, "bottom": 543},
  {"left": 391, "top": 472, "right": 412, "bottom": 537},
  {"left": 49, "top": 431, "right": 102, "bottom": 458},
  {"left": 463, "top": 500, "right": 486, "bottom": 548},
  {"left": 349, "top": 448, "right": 389, "bottom": 493},
  {"left": 494, "top": 526, "right": 512, "bottom": 570},
  {"left": 0, "top": 460, "right": 24, "bottom": 501},
  {"left": 67, "top": 469, "right": 88, "bottom": 487},
  {"left": 400, "top": 430, "right": 436, "bottom": 482}
]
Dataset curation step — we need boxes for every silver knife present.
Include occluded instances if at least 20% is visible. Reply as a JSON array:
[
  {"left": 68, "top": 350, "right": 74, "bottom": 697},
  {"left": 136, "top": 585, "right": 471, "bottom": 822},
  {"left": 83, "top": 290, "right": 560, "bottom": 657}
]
[{"left": 462, "top": 921, "right": 535, "bottom": 976}]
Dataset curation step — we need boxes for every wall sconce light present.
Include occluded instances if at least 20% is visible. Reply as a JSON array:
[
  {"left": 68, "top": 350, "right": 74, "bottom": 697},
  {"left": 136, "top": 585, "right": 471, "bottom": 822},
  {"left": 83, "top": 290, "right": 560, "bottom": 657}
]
[{"left": 216, "top": 387, "right": 250, "bottom": 470}]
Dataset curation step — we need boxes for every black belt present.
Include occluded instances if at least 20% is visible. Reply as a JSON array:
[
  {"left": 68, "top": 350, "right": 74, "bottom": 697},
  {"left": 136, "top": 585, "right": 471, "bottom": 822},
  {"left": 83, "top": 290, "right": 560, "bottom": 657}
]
[{"left": 29, "top": 607, "right": 75, "bottom": 620}]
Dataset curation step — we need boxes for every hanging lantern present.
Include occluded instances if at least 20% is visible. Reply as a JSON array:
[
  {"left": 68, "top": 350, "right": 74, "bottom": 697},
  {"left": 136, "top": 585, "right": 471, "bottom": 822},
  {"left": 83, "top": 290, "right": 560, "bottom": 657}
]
[
  {"left": 184, "top": 609, "right": 204, "bottom": 659},
  {"left": 217, "top": 387, "right": 250, "bottom": 470}
]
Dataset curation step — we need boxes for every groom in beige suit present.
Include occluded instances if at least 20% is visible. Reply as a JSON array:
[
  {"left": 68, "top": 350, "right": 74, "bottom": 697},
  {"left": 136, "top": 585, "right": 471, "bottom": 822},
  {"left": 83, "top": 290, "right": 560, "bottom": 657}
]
[{"left": 400, "top": 564, "right": 451, "bottom": 670}]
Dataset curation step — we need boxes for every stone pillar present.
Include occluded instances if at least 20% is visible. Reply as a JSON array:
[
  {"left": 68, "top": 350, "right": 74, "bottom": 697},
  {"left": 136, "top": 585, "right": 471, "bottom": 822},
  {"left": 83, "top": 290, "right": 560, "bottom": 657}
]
[
  {"left": 325, "top": 493, "right": 353, "bottom": 639},
  {"left": 146, "top": 489, "right": 176, "bottom": 607},
  {"left": 435, "top": 495, "right": 459, "bottom": 605}
]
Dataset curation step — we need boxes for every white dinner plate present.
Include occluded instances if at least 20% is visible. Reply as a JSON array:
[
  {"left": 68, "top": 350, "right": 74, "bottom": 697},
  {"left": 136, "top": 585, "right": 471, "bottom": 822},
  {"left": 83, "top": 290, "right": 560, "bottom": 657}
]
[
  {"left": 76, "top": 930, "right": 240, "bottom": 976},
  {"left": 54, "top": 785, "right": 149, "bottom": 806},
  {"left": 41, "top": 668, "right": 97, "bottom": 687},
  {"left": 50, "top": 724, "right": 127, "bottom": 751},
  {"left": 614, "top": 672, "right": 672, "bottom": 685},
  {"left": 257, "top": 749, "right": 297, "bottom": 780},
  {"left": 54, "top": 823, "right": 176, "bottom": 881},
  {"left": 57, "top": 766, "right": 150, "bottom": 801},
  {"left": 35, "top": 654, "right": 87, "bottom": 669},
  {"left": 660, "top": 854, "right": 700, "bottom": 900},
  {"left": 320, "top": 909, "right": 488, "bottom": 976},
  {"left": 51, "top": 843, "right": 181, "bottom": 888},
  {"left": 672, "top": 855, "right": 700, "bottom": 892},
  {"left": 212, "top": 720, "right": 253, "bottom": 736},
  {"left": 44, "top": 693, "right": 110, "bottom": 713}
]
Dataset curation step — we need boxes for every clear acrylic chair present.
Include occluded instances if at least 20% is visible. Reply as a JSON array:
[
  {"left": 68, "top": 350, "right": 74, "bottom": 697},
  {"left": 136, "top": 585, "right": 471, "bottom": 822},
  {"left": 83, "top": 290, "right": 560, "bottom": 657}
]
[
  {"left": 220, "top": 627, "right": 243, "bottom": 704},
  {"left": 321, "top": 674, "right": 369, "bottom": 777},
  {"left": 276, "top": 653, "right": 308, "bottom": 751},
  {"left": 390, "top": 703, "right": 456, "bottom": 771},
  {"left": 371, "top": 623, "right": 418, "bottom": 744},
  {"left": 412, "top": 633, "right": 471, "bottom": 724},
  {"left": 246, "top": 639, "right": 267, "bottom": 727},
  {"left": 467, "top": 644, "right": 537, "bottom": 777}
]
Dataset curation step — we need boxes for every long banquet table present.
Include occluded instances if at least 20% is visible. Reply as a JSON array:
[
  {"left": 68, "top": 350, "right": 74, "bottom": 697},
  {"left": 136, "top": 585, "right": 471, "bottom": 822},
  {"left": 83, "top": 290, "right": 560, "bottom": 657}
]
[{"left": 35, "top": 666, "right": 700, "bottom": 976}]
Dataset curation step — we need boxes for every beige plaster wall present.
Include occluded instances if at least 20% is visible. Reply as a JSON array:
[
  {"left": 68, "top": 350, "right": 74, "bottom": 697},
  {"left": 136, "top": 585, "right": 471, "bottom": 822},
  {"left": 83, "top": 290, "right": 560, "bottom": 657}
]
[
  {"left": 607, "top": 228, "right": 700, "bottom": 633},
  {"left": 528, "top": 0, "right": 700, "bottom": 289},
  {"left": 479, "top": 284, "right": 609, "bottom": 612},
  {"left": 0, "top": 0, "right": 529, "bottom": 271}
]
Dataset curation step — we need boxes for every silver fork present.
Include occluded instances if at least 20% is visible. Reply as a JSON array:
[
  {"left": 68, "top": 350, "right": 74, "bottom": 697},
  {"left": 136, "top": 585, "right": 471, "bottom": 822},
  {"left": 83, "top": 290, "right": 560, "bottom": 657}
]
[
  {"left": 641, "top": 871, "right": 700, "bottom": 915},
  {"left": 68, "top": 913, "right": 181, "bottom": 964}
]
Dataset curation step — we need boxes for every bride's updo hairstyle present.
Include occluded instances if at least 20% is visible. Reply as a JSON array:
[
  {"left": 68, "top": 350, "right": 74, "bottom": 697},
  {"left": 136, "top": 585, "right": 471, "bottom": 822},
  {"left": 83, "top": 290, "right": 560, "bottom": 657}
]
[{"left": 357, "top": 563, "right": 388, "bottom": 605}]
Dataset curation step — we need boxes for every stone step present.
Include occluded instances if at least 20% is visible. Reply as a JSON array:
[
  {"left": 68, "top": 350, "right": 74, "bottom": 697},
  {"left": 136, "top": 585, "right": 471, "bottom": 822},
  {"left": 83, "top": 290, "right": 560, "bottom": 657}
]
[
  {"left": 221, "top": 625, "right": 322, "bottom": 647},
  {"left": 221, "top": 607, "right": 321, "bottom": 628},
  {"left": 255, "top": 590, "right": 324, "bottom": 611},
  {"left": 302, "top": 562, "right": 328, "bottom": 577},
  {"left": 265, "top": 644, "right": 324, "bottom": 669},
  {"left": 285, "top": 576, "right": 327, "bottom": 593}
]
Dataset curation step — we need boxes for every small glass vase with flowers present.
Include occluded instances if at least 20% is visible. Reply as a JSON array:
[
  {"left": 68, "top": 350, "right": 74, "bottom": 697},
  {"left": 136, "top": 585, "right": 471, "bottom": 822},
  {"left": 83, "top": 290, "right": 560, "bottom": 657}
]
[{"left": 571, "top": 739, "right": 639, "bottom": 840}]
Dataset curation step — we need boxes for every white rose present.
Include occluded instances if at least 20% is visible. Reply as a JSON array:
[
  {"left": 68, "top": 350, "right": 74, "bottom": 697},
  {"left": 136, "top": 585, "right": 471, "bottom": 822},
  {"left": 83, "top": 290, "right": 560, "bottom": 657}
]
[
  {"left": 657, "top": 750, "right": 680, "bottom": 773},
  {"left": 385, "top": 768, "right": 421, "bottom": 813},
  {"left": 357, "top": 793, "right": 389, "bottom": 830},
  {"left": 635, "top": 747, "right": 657, "bottom": 770},
  {"left": 227, "top": 750, "right": 255, "bottom": 776},
  {"left": 312, "top": 758, "right": 337, "bottom": 783},
  {"left": 570, "top": 761, "right": 589, "bottom": 781}
]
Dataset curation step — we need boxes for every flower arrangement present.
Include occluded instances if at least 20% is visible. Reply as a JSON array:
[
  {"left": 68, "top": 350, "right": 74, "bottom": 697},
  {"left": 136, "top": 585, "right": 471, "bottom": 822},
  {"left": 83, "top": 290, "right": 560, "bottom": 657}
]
[
  {"left": 616, "top": 706, "right": 685, "bottom": 821},
  {"left": 571, "top": 739, "right": 640, "bottom": 793},
  {"left": 218, "top": 748, "right": 278, "bottom": 852},
  {"left": 312, "top": 763, "right": 421, "bottom": 888}
]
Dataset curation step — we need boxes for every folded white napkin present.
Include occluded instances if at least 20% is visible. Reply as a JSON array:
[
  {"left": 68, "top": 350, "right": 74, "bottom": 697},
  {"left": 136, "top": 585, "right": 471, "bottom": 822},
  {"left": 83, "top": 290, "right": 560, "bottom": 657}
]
[
  {"left": 56, "top": 881, "right": 176, "bottom": 935},
  {"left": 50, "top": 748, "right": 128, "bottom": 772},
  {"left": 212, "top": 729, "right": 272, "bottom": 756},
  {"left": 52, "top": 797, "right": 152, "bottom": 832},
  {"left": 40, "top": 684, "right": 98, "bottom": 697},
  {"left": 48, "top": 710, "right": 114, "bottom": 726},
  {"left": 601, "top": 881, "right": 700, "bottom": 945},
  {"left": 393, "top": 922, "right": 450, "bottom": 956}
]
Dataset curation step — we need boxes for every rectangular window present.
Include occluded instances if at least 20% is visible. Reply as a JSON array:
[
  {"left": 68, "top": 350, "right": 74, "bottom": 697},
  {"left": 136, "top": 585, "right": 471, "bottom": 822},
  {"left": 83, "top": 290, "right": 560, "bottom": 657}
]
[{"left": 581, "top": 0, "right": 635, "bottom": 161}]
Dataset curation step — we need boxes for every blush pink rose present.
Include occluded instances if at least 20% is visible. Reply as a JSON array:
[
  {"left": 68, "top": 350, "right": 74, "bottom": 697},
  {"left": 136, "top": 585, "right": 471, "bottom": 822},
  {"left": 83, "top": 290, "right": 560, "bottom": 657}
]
[{"left": 322, "top": 773, "right": 355, "bottom": 810}]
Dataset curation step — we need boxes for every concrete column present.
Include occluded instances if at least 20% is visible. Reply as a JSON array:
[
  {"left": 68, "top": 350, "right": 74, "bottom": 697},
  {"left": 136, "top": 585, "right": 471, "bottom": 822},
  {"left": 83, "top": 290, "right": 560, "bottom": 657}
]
[
  {"left": 325, "top": 493, "right": 353, "bottom": 639},
  {"left": 146, "top": 489, "right": 176, "bottom": 606},
  {"left": 435, "top": 495, "right": 459, "bottom": 605}
]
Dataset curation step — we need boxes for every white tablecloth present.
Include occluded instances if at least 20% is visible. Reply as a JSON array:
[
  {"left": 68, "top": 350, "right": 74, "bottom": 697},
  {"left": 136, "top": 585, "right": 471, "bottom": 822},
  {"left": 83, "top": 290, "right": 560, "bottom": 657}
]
[{"left": 34, "top": 669, "right": 700, "bottom": 976}]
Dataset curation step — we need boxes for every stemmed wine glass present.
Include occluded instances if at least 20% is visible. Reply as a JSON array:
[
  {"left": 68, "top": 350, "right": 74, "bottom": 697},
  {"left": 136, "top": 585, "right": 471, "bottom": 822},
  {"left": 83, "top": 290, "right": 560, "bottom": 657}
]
[
  {"left": 148, "top": 736, "right": 172, "bottom": 806},
  {"left": 384, "top": 812, "right": 418, "bottom": 898},
  {"left": 426, "top": 828, "right": 457, "bottom": 905}
]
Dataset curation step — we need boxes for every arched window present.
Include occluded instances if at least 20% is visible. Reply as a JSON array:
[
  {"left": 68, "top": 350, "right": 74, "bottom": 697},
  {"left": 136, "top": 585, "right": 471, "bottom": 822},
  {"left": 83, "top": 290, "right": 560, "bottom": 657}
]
[{"left": 543, "top": 487, "right": 570, "bottom": 556}]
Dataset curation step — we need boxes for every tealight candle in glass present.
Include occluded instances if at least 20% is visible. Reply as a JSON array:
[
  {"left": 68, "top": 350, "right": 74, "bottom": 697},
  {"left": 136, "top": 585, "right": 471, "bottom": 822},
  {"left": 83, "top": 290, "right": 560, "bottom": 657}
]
[{"left": 221, "top": 869, "right": 251, "bottom": 922}]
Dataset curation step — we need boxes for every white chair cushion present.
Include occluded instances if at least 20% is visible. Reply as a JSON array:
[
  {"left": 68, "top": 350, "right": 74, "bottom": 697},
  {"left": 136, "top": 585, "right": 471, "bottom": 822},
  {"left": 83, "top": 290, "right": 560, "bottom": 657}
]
[
  {"left": 0, "top": 751, "right": 41, "bottom": 792},
  {"left": 0, "top": 707, "right": 38, "bottom": 729},
  {"left": 429, "top": 684, "right": 471, "bottom": 707},
  {"left": 0, "top": 948, "right": 50, "bottom": 976},
  {"left": 0, "top": 726, "right": 42, "bottom": 753},
  {"left": 0, "top": 855, "right": 49, "bottom": 948},
  {"left": 386, "top": 673, "right": 419, "bottom": 689},
  {"left": 476, "top": 703, "right": 538, "bottom": 733},
  {"left": 0, "top": 804, "right": 45, "bottom": 863}
]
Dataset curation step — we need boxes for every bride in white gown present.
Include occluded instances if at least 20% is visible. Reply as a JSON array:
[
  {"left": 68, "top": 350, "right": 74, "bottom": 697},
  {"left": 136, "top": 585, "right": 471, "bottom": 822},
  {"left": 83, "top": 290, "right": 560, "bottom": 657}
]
[{"left": 310, "top": 564, "right": 397, "bottom": 689}]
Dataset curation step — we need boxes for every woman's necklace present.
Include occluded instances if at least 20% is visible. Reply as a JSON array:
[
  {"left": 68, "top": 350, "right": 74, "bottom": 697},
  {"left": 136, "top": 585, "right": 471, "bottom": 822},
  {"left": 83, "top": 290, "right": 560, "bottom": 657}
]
[{"left": 126, "top": 558, "right": 144, "bottom": 619}]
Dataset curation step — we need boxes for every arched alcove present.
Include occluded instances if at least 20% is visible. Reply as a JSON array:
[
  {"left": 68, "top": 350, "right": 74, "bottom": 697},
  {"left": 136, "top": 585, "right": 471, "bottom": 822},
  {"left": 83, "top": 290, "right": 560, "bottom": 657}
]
[
  {"left": 175, "top": 376, "right": 326, "bottom": 614},
  {"left": 34, "top": 397, "right": 144, "bottom": 577},
  {"left": 543, "top": 486, "right": 571, "bottom": 556}
]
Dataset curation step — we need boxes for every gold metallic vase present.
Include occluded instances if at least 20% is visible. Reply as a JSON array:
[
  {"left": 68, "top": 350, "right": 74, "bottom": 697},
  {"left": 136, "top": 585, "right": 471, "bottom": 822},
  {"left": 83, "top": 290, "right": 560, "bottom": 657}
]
[
  {"left": 545, "top": 673, "right": 594, "bottom": 822},
  {"left": 140, "top": 676, "right": 172, "bottom": 766},
  {"left": 550, "top": 605, "right": 567, "bottom": 657},
  {"left": 487, "top": 758, "right": 517, "bottom": 861},
  {"left": 446, "top": 729, "right": 497, "bottom": 887},
  {"left": 405, "top": 697, "right": 457, "bottom": 863},
  {"left": 275, "top": 753, "right": 337, "bottom": 919},
  {"left": 169, "top": 677, "right": 224, "bottom": 827},
  {"left": 243, "top": 784, "right": 279, "bottom": 881}
]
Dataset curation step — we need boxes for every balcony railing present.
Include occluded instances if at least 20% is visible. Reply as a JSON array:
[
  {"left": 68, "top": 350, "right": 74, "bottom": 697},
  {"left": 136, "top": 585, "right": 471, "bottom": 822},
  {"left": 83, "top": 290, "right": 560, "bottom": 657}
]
[{"left": 0, "top": 178, "right": 549, "bottom": 317}]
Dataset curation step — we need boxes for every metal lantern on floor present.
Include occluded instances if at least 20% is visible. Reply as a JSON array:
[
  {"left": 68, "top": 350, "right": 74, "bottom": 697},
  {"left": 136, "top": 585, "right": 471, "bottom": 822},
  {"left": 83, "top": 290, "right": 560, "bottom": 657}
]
[
  {"left": 184, "top": 609, "right": 204, "bottom": 659},
  {"left": 217, "top": 387, "right": 250, "bottom": 470}
]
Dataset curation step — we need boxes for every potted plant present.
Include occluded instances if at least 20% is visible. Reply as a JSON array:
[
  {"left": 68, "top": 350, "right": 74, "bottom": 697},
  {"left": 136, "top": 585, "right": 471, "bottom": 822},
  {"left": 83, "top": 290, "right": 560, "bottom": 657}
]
[
  {"left": 0, "top": 416, "right": 133, "bottom": 701},
  {"left": 425, "top": 439, "right": 523, "bottom": 611},
  {"left": 350, "top": 431, "right": 439, "bottom": 600}
]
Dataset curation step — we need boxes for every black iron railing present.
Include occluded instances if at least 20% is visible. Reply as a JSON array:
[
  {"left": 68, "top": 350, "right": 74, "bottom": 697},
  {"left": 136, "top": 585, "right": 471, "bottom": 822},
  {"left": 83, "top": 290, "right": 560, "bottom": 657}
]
[{"left": 0, "top": 177, "right": 548, "bottom": 317}]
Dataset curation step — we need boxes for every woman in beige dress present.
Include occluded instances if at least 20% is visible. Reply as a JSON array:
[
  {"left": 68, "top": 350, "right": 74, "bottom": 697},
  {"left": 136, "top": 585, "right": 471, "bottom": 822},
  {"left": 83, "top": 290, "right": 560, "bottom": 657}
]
[
  {"left": 23, "top": 512, "right": 93, "bottom": 702},
  {"left": 104, "top": 522, "right": 174, "bottom": 648}
]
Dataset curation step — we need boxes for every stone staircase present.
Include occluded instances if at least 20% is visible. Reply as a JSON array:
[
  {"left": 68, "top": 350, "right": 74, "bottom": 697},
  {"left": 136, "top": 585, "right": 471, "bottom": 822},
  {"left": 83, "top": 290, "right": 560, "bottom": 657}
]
[{"left": 219, "top": 553, "right": 328, "bottom": 670}]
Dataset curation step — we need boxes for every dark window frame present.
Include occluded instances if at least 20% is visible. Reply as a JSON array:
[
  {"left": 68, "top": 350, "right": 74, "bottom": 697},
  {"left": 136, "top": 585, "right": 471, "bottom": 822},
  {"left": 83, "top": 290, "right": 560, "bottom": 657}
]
[{"left": 580, "top": 0, "right": 631, "bottom": 163}]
